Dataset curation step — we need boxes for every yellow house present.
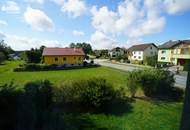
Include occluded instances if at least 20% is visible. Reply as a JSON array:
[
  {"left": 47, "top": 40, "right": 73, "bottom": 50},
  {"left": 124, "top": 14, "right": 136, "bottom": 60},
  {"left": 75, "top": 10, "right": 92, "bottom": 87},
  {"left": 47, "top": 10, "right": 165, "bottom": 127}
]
[{"left": 42, "top": 48, "right": 85, "bottom": 65}]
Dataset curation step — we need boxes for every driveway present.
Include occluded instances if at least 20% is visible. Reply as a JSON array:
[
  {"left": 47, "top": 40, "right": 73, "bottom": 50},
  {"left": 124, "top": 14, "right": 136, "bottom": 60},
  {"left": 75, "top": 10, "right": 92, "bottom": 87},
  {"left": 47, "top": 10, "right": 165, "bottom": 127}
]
[{"left": 95, "top": 59, "right": 187, "bottom": 89}]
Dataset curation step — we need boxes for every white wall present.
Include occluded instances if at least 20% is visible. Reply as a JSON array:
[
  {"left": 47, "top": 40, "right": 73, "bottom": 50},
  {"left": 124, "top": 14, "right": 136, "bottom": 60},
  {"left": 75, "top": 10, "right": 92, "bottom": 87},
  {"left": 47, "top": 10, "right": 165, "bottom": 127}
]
[
  {"left": 109, "top": 50, "right": 124, "bottom": 58},
  {"left": 130, "top": 45, "right": 158, "bottom": 61},
  {"left": 143, "top": 45, "right": 158, "bottom": 60},
  {"left": 131, "top": 51, "right": 143, "bottom": 61}
]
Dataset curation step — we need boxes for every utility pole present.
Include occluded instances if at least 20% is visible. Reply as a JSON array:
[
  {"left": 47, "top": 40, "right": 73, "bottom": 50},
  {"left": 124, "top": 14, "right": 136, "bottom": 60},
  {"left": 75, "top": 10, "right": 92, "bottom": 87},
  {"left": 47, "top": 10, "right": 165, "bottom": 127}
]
[{"left": 180, "top": 61, "right": 190, "bottom": 130}]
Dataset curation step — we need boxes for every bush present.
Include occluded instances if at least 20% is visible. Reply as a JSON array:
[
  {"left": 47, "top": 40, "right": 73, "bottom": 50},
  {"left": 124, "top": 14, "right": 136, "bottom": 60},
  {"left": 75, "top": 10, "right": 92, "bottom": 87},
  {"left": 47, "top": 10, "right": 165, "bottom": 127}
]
[
  {"left": 140, "top": 69, "right": 175, "bottom": 97},
  {"left": 56, "top": 78, "right": 119, "bottom": 109},
  {"left": 127, "top": 69, "right": 184, "bottom": 100},
  {"left": 17, "top": 80, "right": 53, "bottom": 130},
  {"left": 83, "top": 61, "right": 88, "bottom": 66},
  {"left": 24, "top": 63, "right": 42, "bottom": 71},
  {"left": 0, "top": 82, "right": 21, "bottom": 130},
  {"left": 131, "top": 60, "right": 143, "bottom": 64},
  {"left": 126, "top": 71, "right": 140, "bottom": 98},
  {"left": 145, "top": 55, "right": 157, "bottom": 66},
  {"left": 90, "top": 60, "right": 94, "bottom": 64}
]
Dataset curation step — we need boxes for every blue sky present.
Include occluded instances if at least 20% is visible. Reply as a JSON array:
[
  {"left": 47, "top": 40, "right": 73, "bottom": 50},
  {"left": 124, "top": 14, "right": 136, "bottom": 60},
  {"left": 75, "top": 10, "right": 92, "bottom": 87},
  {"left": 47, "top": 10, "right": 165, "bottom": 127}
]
[{"left": 0, "top": 0, "right": 190, "bottom": 50}]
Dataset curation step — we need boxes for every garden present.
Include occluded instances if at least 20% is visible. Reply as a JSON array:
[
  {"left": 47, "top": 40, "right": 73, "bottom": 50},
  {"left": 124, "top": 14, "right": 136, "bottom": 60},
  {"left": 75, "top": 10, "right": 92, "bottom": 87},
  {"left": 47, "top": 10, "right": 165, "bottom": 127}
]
[{"left": 0, "top": 61, "right": 184, "bottom": 130}]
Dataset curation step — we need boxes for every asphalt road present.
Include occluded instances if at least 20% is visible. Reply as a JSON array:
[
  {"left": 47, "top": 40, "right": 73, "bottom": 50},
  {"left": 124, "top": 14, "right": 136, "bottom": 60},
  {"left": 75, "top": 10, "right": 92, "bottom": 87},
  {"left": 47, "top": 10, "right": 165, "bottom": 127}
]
[{"left": 95, "top": 59, "right": 187, "bottom": 89}]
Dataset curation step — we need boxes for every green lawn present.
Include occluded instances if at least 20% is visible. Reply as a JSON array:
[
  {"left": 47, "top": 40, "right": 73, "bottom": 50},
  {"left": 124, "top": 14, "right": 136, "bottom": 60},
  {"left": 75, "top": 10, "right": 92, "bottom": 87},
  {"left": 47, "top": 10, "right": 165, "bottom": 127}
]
[
  {"left": 0, "top": 61, "right": 183, "bottom": 130},
  {"left": 0, "top": 61, "right": 127, "bottom": 88}
]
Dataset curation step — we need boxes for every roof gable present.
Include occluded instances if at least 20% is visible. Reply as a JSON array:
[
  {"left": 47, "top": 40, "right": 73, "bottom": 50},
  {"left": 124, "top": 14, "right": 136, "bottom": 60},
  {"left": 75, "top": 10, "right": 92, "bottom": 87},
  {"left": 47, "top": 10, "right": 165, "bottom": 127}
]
[
  {"left": 42, "top": 48, "right": 85, "bottom": 56},
  {"left": 128, "top": 43, "right": 157, "bottom": 52},
  {"left": 158, "top": 40, "right": 190, "bottom": 49}
]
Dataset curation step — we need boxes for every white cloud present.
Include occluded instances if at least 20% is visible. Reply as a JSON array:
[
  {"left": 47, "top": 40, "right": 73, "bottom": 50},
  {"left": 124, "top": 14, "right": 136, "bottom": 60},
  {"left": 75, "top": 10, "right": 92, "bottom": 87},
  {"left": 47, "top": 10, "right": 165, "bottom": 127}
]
[
  {"left": 91, "top": 0, "right": 165, "bottom": 38},
  {"left": 90, "top": 0, "right": 168, "bottom": 49},
  {"left": 0, "top": 20, "right": 8, "bottom": 27},
  {"left": 72, "top": 30, "right": 85, "bottom": 36},
  {"left": 164, "top": 0, "right": 190, "bottom": 14},
  {"left": 55, "top": 0, "right": 87, "bottom": 18},
  {"left": 91, "top": 6, "right": 118, "bottom": 34},
  {"left": 25, "top": 0, "right": 44, "bottom": 4},
  {"left": 51, "top": 0, "right": 65, "bottom": 5},
  {"left": 24, "top": 7, "right": 55, "bottom": 31},
  {"left": 3, "top": 34, "right": 62, "bottom": 50},
  {"left": 0, "top": 32, "right": 6, "bottom": 40},
  {"left": 1, "top": 1, "right": 20, "bottom": 14},
  {"left": 90, "top": 31, "right": 116, "bottom": 49}
]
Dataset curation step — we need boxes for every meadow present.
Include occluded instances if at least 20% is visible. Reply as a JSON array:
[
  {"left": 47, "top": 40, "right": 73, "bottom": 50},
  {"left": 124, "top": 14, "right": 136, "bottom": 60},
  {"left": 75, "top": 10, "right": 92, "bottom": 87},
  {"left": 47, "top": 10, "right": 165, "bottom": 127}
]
[{"left": 0, "top": 61, "right": 183, "bottom": 130}]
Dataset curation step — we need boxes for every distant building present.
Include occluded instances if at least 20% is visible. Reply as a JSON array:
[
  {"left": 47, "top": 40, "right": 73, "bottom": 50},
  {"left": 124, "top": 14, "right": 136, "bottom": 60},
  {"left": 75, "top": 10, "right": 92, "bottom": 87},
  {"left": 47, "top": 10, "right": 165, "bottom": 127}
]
[
  {"left": 9, "top": 51, "right": 22, "bottom": 60},
  {"left": 128, "top": 43, "right": 158, "bottom": 63},
  {"left": 158, "top": 40, "right": 190, "bottom": 67},
  {"left": 42, "top": 48, "right": 85, "bottom": 65},
  {"left": 108, "top": 47, "right": 126, "bottom": 59}
]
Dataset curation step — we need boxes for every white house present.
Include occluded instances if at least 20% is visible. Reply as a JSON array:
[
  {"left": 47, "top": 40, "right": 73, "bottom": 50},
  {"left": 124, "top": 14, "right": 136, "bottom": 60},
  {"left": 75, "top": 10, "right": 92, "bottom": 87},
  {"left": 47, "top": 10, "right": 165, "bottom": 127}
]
[
  {"left": 128, "top": 43, "right": 158, "bottom": 63},
  {"left": 108, "top": 47, "right": 126, "bottom": 59}
]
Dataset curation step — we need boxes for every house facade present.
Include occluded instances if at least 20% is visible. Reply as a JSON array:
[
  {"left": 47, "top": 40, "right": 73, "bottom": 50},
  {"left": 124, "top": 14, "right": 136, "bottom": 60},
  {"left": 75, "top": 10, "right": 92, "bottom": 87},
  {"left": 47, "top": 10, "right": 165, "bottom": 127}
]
[
  {"left": 128, "top": 43, "right": 158, "bottom": 63},
  {"left": 42, "top": 48, "right": 85, "bottom": 65},
  {"left": 108, "top": 47, "right": 126, "bottom": 59},
  {"left": 158, "top": 40, "right": 190, "bottom": 67}
]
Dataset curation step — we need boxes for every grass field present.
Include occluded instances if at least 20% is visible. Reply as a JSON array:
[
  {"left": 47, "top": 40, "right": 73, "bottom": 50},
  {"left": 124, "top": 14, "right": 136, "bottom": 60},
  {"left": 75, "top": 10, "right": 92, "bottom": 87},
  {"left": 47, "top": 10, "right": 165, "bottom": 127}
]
[{"left": 0, "top": 61, "right": 183, "bottom": 130}]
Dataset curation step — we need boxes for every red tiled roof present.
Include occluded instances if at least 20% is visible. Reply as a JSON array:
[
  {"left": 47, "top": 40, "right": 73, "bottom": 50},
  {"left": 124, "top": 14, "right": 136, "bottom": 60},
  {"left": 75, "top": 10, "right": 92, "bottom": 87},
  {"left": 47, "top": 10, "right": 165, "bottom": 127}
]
[{"left": 42, "top": 48, "right": 85, "bottom": 56}]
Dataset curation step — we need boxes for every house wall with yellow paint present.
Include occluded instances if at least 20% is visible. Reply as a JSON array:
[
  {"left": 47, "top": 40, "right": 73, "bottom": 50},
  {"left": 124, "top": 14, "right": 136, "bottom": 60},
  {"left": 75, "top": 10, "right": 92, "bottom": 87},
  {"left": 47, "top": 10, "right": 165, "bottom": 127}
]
[{"left": 43, "top": 55, "right": 84, "bottom": 65}]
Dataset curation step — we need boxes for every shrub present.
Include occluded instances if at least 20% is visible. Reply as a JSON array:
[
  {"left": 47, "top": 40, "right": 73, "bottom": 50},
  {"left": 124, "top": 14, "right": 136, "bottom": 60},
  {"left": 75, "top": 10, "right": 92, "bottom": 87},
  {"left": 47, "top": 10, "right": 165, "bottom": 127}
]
[
  {"left": 56, "top": 78, "right": 119, "bottom": 109},
  {"left": 83, "top": 61, "right": 88, "bottom": 66},
  {"left": 17, "top": 80, "right": 53, "bottom": 130},
  {"left": 24, "top": 63, "right": 42, "bottom": 71},
  {"left": 140, "top": 69, "right": 175, "bottom": 97},
  {"left": 90, "top": 60, "right": 94, "bottom": 64},
  {"left": 0, "top": 82, "right": 21, "bottom": 130},
  {"left": 126, "top": 69, "right": 184, "bottom": 100},
  {"left": 126, "top": 71, "right": 141, "bottom": 98},
  {"left": 131, "top": 60, "right": 143, "bottom": 64},
  {"left": 23, "top": 80, "right": 53, "bottom": 109},
  {"left": 145, "top": 55, "right": 157, "bottom": 66}
]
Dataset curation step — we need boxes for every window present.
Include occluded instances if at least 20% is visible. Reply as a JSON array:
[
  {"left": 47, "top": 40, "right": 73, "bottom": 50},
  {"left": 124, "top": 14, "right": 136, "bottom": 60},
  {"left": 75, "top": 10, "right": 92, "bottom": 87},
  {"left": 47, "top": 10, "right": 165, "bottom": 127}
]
[
  {"left": 138, "top": 56, "right": 141, "bottom": 59},
  {"left": 177, "top": 49, "right": 180, "bottom": 54},
  {"left": 181, "top": 48, "right": 185, "bottom": 54},
  {"left": 161, "top": 50, "right": 166, "bottom": 54},
  {"left": 161, "top": 57, "right": 165, "bottom": 60},
  {"left": 139, "top": 51, "right": 141, "bottom": 54},
  {"left": 185, "top": 48, "right": 189, "bottom": 54},
  {"left": 134, "top": 56, "right": 136, "bottom": 58},
  {"left": 78, "top": 57, "right": 81, "bottom": 60},
  {"left": 55, "top": 57, "right": 58, "bottom": 61},
  {"left": 63, "top": 57, "right": 66, "bottom": 61},
  {"left": 174, "top": 49, "right": 177, "bottom": 54},
  {"left": 74, "top": 57, "right": 76, "bottom": 59},
  {"left": 170, "top": 58, "right": 175, "bottom": 61},
  {"left": 150, "top": 46, "right": 152, "bottom": 49},
  {"left": 150, "top": 51, "right": 153, "bottom": 55},
  {"left": 133, "top": 51, "right": 136, "bottom": 54}
]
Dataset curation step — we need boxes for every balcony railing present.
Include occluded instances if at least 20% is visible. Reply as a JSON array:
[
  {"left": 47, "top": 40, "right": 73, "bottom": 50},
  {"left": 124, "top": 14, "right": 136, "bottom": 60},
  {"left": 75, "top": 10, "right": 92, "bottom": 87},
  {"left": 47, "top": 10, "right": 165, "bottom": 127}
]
[{"left": 172, "top": 48, "right": 190, "bottom": 55}]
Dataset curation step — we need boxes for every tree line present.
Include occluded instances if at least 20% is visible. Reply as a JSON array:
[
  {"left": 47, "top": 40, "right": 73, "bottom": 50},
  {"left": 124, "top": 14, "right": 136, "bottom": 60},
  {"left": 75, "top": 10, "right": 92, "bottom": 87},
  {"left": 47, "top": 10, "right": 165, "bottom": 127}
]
[{"left": 0, "top": 40, "right": 14, "bottom": 64}]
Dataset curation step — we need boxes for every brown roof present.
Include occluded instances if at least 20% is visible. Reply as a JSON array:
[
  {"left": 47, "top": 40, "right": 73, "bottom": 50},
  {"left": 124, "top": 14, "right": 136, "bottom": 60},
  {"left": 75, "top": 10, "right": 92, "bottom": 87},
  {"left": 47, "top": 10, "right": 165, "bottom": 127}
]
[
  {"left": 128, "top": 43, "right": 157, "bottom": 51},
  {"left": 158, "top": 40, "right": 190, "bottom": 49},
  {"left": 158, "top": 40, "right": 180, "bottom": 49},
  {"left": 42, "top": 48, "right": 85, "bottom": 56}
]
